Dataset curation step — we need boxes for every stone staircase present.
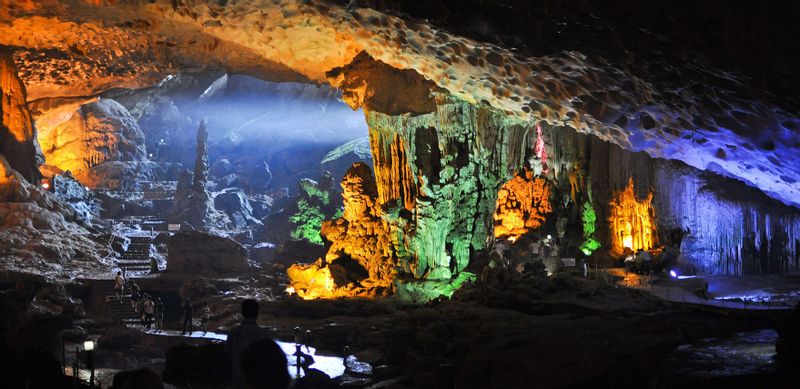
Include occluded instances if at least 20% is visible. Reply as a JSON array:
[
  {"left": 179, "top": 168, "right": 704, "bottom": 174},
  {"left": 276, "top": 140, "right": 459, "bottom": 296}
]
[
  {"left": 116, "top": 236, "right": 153, "bottom": 274},
  {"left": 97, "top": 279, "right": 140, "bottom": 323}
]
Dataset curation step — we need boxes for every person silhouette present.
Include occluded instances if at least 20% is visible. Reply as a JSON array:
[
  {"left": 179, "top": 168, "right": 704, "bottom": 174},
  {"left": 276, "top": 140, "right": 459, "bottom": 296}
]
[
  {"left": 240, "top": 338, "right": 290, "bottom": 389},
  {"left": 227, "top": 299, "right": 272, "bottom": 389}
]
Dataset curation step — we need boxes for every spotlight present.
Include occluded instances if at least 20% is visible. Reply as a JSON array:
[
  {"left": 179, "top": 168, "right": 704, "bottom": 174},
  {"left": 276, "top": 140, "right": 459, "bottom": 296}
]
[
  {"left": 83, "top": 340, "right": 95, "bottom": 351},
  {"left": 669, "top": 270, "right": 678, "bottom": 278},
  {"left": 546, "top": 234, "right": 552, "bottom": 240}
]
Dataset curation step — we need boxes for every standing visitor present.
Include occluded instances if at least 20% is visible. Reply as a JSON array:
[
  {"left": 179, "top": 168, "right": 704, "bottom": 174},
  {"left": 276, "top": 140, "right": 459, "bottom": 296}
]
[
  {"left": 155, "top": 297, "right": 164, "bottom": 332},
  {"left": 143, "top": 295, "right": 155, "bottom": 331},
  {"left": 200, "top": 302, "right": 212, "bottom": 335},
  {"left": 227, "top": 299, "right": 271, "bottom": 389},
  {"left": 129, "top": 280, "right": 141, "bottom": 310},
  {"left": 181, "top": 299, "right": 193, "bottom": 335},
  {"left": 113, "top": 271, "right": 124, "bottom": 302}
]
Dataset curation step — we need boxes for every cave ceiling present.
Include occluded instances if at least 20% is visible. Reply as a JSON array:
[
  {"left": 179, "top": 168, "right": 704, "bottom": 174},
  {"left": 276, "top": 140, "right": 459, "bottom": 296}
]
[{"left": 1, "top": 0, "right": 799, "bottom": 207}]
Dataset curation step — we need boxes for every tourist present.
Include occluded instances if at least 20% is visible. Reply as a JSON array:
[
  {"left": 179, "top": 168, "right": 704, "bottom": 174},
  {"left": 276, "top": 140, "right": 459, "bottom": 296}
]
[
  {"left": 239, "top": 338, "right": 290, "bottom": 389},
  {"left": 227, "top": 299, "right": 272, "bottom": 389},
  {"left": 181, "top": 298, "right": 193, "bottom": 335},
  {"left": 155, "top": 297, "right": 164, "bottom": 331},
  {"left": 493, "top": 239, "right": 508, "bottom": 259},
  {"left": 528, "top": 239, "right": 541, "bottom": 261},
  {"left": 143, "top": 295, "right": 155, "bottom": 331},
  {"left": 113, "top": 271, "right": 124, "bottom": 302},
  {"left": 200, "top": 302, "right": 212, "bottom": 335},
  {"left": 129, "top": 280, "right": 142, "bottom": 310}
]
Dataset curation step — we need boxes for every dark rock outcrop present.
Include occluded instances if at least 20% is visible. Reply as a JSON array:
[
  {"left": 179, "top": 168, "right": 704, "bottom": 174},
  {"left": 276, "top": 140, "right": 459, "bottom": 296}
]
[
  {"left": 0, "top": 46, "right": 42, "bottom": 183},
  {"left": 167, "top": 231, "right": 249, "bottom": 276}
]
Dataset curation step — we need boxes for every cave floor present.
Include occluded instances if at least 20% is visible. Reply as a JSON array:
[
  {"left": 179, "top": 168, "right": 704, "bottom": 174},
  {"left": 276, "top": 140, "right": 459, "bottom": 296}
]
[{"left": 79, "top": 268, "right": 791, "bottom": 389}]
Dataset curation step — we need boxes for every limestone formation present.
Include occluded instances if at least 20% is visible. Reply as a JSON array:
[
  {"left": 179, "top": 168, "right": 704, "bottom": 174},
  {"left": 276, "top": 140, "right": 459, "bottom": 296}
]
[
  {"left": 0, "top": 155, "right": 109, "bottom": 277},
  {"left": 35, "top": 97, "right": 146, "bottom": 187},
  {"left": 493, "top": 170, "right": 553, "bottom": 241},
  {"left": 2, "top": 1, "right": 798, "bottom": 208},
  {"left": 290, "top": 90, "right": 538, "bottom": 299},
  {"left": 288, "top": 162, "right": 394, "bottom": 299},
  {"left": 168, "top": 120, "right": 226, "bottom": 232},
  {"left": 0, "top": 46, "right": 42, "bottom": 183},
  {"left": 167, "top": 231, "right": 249, "bottom": 276}
]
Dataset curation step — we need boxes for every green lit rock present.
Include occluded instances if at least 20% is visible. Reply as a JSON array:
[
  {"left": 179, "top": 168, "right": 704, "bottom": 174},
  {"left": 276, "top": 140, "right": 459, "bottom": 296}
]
[
  {"left": 365, "top": 95, "right": 533, "bottom": 284},
  {"left": 394, "top": 271, "right": 477, "bottom": 304}
]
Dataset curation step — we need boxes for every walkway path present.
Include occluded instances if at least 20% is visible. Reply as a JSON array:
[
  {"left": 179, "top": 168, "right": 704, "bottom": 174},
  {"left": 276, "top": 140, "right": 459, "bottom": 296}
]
[{"left": 607, "top": 269, "right": 794, "bottom": 311}]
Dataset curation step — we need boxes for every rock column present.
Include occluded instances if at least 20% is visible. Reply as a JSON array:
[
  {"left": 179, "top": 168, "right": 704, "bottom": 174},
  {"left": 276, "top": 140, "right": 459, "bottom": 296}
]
[{"left": 0, "top": 46, "right": 42, "bottom": 183}]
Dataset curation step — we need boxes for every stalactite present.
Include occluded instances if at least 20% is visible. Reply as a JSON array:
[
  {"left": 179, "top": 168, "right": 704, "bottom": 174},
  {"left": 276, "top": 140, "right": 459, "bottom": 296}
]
[{"left": 363, "top": 96, "right": 533, "bottom": 283}]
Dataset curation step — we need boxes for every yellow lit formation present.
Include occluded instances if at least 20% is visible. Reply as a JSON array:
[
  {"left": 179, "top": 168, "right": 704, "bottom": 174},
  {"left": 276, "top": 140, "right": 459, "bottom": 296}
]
[{"left": 609, "top": 178, "right": 656, "bottom": 253}]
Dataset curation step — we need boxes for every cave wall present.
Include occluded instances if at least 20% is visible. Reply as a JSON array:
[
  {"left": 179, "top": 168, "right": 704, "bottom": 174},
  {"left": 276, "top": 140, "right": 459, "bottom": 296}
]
[
  {"left": 35, "top": 97, "right": 147, "bottom": 187},
  {"left": 289, "top": 95, "right": 532, "bottom": 298},
  {"left": 542, "top": 125, "right": 800, "bottom": 275},
  {"left": 0, "top": 46, "right": 41, "bottom": 183},
  {"left": 365, "top": 96, "right": 531, "bottom": 281},
  {"left": 3, "top": 1, "right": 799, "bottom": 210}
]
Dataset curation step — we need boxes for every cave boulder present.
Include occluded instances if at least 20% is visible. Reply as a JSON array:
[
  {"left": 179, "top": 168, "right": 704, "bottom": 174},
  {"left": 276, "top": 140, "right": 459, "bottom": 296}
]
[
  {"left": 213, "top": 188, "right": 261, "bottom": 228},
  {"left": 167, "top": 231, "right": 250, "bottom": 275}
]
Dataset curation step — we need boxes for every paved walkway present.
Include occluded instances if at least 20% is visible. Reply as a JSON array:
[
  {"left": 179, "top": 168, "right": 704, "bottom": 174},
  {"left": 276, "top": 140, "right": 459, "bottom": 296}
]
[
  {"left": 606, "top": 269, "right": 794, "bottom": 311},
  {"left": 138, "top": 328, "right": 347, "bottom": 379}
]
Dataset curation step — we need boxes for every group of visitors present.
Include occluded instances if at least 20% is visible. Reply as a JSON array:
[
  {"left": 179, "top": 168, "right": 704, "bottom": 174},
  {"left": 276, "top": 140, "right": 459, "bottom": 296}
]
[
  {"left": 180, "top": 298, "right": 213, "bottom": 335},
  {"left": 113, "top": 271, "right": 165, "bottom": 332}
]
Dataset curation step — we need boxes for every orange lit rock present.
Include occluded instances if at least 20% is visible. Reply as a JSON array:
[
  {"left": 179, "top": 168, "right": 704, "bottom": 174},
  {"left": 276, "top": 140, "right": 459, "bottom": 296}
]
[
  {"left": 494, "top": 169, "right": 553, "bottom": 240},
  {"left": 327, "top": 52, "right": 438, "bottom": 116},
  {"left": 35, "top": 97, "right": 146, "bottom": 187},
  {"left": 1, "top": 46, "right": 42, "bottom": 182},
  {"left": 288, "top": 162, "right": 395, "bottom": 299},
  {"left": 369, "top": 130, "right": 417, "bottom": 211},
  {"left": 609, "top": 178, "right": 656, "bottom": 253}
]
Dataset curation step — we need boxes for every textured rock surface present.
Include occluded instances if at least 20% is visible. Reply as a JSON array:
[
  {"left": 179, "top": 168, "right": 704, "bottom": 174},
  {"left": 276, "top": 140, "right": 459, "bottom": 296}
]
[
  {"left": 538, "top": 124, "right": 800, "bottom": 275},
  {"left": 0, "top": 155, "right": 110, "bottom": 278},
  {"left": 35, "top": 97, "right": 146, "bottom": 187},
  {"left": 290, "top": 92, "right": 534, "bottom": 297},
  {"left": 168, "top": 120, "right": 230, "bottom": 232},
  {"left": 494, "top": 170, "right": 553, "bottom": 240},
  {"left": 321, "top": 136, "right": 373, "bottom": 184},
  {"left": 213, "top": 187, "right": 261, "bottom": 229},
  {"left": 288, "top": 162, "right": 394, "bottom": 299},
  {"left": 0, "top": 46, "right": 41, "bottom": 182},
  {"left": 166, "top": 231, "right": 249, "bottom": 275},
  {"left": 1, "top": 1, "right": 798, "bottom": 207},
  {"left": 365, "top": 96, "right": 531, "bottom": 281}
]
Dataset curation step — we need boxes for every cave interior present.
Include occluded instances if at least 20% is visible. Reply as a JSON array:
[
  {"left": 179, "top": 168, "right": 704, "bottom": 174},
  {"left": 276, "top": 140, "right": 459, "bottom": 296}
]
[{"left": 2, "top": 1, "right": 800, "bottom": 388}]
